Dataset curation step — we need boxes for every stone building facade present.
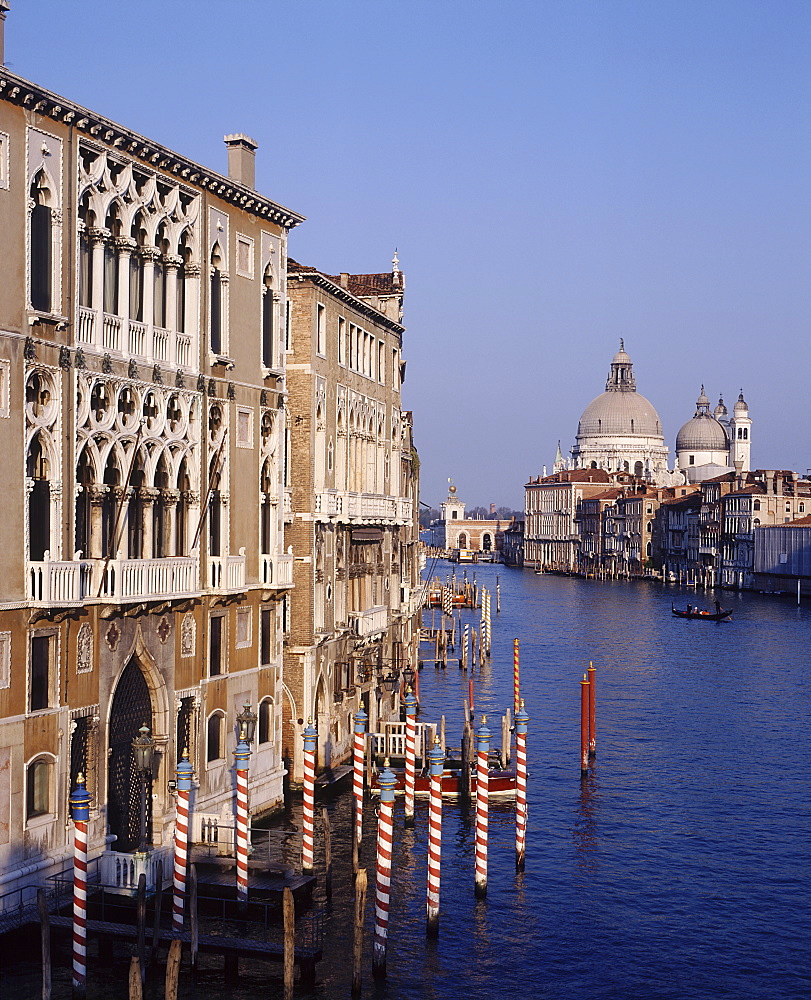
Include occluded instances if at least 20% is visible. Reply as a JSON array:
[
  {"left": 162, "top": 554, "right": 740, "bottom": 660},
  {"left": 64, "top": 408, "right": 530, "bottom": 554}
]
[
  {"left": 283, "top": 257, "right": 420, "bottom": 781},
  {"left": 0, "top": 45, "right": 302, "bottom": 897}
]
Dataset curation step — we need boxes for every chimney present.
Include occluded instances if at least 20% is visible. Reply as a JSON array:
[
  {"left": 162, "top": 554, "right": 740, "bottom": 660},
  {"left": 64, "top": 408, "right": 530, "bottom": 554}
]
[
  {"left": 339, "top": 273, "right": 349, "bottom": 289},
  {"left": 223, "top": 134, "right": 258, "bottom": 189},
  {"left": 0, "top": 1, "right": 10, "bottom": 67},
  {"left": 489, "top": 503, "right": 496, "bottom": 516}
]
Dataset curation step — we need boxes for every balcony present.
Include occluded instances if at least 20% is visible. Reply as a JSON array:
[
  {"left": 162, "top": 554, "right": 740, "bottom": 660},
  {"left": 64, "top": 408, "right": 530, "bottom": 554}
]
[
  {"left": 75, "top": 307, "right": 196, "bottom": 368},
  {"left": 29, "top": 554, "right": 199, "bottom": 605},
  {"left": 314, "top": 490, "right": 343, "bottom": 517},
  {"left": 260, "top": 552, "right": 294, "bottom": 589},
  {"left": 209, "top": 552, "right": 246, "bottom": 591},
  {"left": 349, "top": 605, "right": 388, "bottom": 637},
  {"left": 313, "top": 491, "right": 412, "bottom": 523},
  {"left": 699, "top": 546, "right": 717, "bottom": 556}
]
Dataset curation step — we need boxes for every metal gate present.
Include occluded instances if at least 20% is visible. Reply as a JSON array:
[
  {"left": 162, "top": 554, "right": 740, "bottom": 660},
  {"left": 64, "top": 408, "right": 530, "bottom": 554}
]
[{"left": 107, "top": 659, "right": 152, "bottom": 852}]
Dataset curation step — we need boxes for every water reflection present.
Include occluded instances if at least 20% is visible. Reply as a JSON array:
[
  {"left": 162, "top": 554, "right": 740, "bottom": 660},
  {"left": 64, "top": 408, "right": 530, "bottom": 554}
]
[{"left": 572, "top": 770, "right": 600, "bottom": 876}]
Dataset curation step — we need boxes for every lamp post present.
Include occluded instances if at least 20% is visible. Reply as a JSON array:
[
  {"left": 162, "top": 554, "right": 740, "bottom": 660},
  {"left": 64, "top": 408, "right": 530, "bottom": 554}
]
[
  {"left": 132, "top": 725, "right": 155, "bottom": 855},
  {"left": 236, "top": 703, "right": 257, "bottom": 745}
]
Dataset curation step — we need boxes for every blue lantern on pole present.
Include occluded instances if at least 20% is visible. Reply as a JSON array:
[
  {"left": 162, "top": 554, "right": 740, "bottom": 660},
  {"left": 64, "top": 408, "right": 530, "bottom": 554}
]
[
  {"left": 378, "top": 759, "right": 398, "bottom": 805},
  {"left": 69, "top": 774, "right": 91, "bottom": 823},
  {"left": 428, "top": 737, "right": 444, "bottom": 778},
  {"left": 176, "top": 749, "right": 194, "bottom": 791},
  {"left": 354, "top": 709, "right": 368, "bottom": 735}
]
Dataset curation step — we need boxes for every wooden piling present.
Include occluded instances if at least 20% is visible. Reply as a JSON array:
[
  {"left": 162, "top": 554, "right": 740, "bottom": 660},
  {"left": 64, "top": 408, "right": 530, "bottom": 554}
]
[
  {"left": 151, "top": 857, "right": 163, "bottom": 966},
  {"left": 460, "top": 720, "right": 472, "bottom": 802},
  {"left": 136, "top": 872, "right": 147, "bottom": 985},
  {"left": 128, "top": 956, "right": 142, "bottom": 1000},
  {"left": 189, "top": 863, "right": 199, "bottom": 974},
  {"left": 352, "top": 798, "right": 360, "bottom": 873},
  {"left": 283, "top": 886, "right": 295, "bottom": 1000},
  {"left": 164, "top": 940, "right": 182, "bottom": 1000},
  {"left": 501, "top": 713, "right": 509, "bottom": 769},
  {"left": 439, "top": 714, "right": 446, "bottom": 754},
  {"left": 352, "top": 868, "right": 368, "bottom": 997},
  {"left": 321, "top": 806, "right": 333, "bottom": 902},
  {"left": 37, "top": 888, "right": 51, "bottom": 1000}
]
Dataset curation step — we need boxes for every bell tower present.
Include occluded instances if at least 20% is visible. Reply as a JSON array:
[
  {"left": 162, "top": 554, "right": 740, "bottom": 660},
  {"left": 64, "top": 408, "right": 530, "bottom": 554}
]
[{"left": 728, "top": 391, "right": 751, "bottom": 472}]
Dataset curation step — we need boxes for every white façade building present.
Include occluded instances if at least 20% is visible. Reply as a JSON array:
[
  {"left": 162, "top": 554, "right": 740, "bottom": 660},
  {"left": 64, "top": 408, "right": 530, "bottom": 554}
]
[
  {"left": 675, "top": 387, "right": 751, "bottom": 483},
  {"left": 571, "top": 342, "right": 670, "bottom": 483}
]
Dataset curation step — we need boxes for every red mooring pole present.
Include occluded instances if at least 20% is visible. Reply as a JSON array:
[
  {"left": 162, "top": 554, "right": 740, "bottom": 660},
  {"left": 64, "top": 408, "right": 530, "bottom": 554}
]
[
  {"left": 172, "top": 749, "right": 194, "bottom": 933},
  {"left": 373, "top": 762, "right": 397, "bottom": 980},
  {"left": 426, "top": 737, "right": 444, "bottom": 937},
  {"left": 580, "top": 674, "right": 590, "bottom": 779},
  {"left": 514, "top": 701, "right": 529, "bottom": 872},
  {"left": 352, "top": 709, "right": 367, "bottom": 852},
  {"left": 474, "top": 718, "right": 491, "bottom": 899},
  {"left": 302, "top": 721, "right": 317, "bottom": 872},
  {"left": 234, "top": 738, "right": 251, "bottom": 905},
  {"left": 404, "top": 688, "right": 418, "bottom": 828},
  {"left": 513, "top": 638, "right": 520, "bottom": 714},
  {"left": 70, "top": 775, "right": 91, "bottom": 997},
  {"left": 587, "top": 661, "right": 596, "bottom": 759}
]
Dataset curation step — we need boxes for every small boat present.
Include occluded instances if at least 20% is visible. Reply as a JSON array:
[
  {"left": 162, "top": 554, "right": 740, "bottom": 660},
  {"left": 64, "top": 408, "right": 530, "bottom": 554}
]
[
  {"left": 671, "top": 603, "right": 732, "bottom": 622},
  {"left": 370, "top": 761, "right": 517, "bottom": 800}
]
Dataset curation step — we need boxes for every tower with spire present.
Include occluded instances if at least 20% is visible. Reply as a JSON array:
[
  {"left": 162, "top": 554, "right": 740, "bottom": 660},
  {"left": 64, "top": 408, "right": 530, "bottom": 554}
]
[{"left": 728, "top": 390, "right": 751, "bottom": 471}]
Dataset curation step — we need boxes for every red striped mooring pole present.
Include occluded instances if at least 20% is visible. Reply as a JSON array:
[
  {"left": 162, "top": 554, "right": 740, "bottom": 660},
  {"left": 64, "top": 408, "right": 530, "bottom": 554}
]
[
  {"left": 70, "top": 775, "right": 91, "bottom": 997},
  {"left": 426, "top": 737, "right": 444, "bottom": 937},
  {"left": 474, "top": 717, "right": 491, "bottom": 899},
  {"left": 302, "top": 720, "right": 318, "bottom": 872},
  {"left": 172, "top": 749, "right": 194, "bottom": 932},
  {"left": 404, "top": 688, "right": 418, "bottom": 828},
  {"left": 373, "top": 761, "right": 398, "bottom": 980},
  {"left": 233, "top": 736, "right": 251, "bottom": 904},
  {"left": 588, "top": 661, "right": 596, "bottom": 759},
  {"left": 580, "top": 674, "right": 590, "bottom": 779},
  {"left": 514, "top": 702, "right": 529, "bottom": 872},
  {"left": 513, "top": 638, "right": 520, "bottom": 714},
  {"left": 352, "top": 709, "right": 368, "bottom": 851}
]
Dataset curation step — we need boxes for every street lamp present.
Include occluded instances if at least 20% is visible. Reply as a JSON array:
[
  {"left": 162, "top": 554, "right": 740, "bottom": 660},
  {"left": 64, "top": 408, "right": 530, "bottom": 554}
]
[
  {"left": 380, "top": 672, "right": 399, "bottom": 694},
  {"left": 131, "top": 724, "right": 155, "bottom": 855},
  {"left": 402, "top": 665, "right": 416, "bottom": 687},
  {"left": 236, "top": 703, "right": 257, "bottom": 745}
]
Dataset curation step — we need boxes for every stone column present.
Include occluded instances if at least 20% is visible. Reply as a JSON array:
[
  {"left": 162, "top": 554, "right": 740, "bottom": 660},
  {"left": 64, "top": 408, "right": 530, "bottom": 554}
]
[
  {"left": 164, "top": 254, "right": 181, "bottom": 333},
  {"left": 139, "top": 487, "right": 160, "bottom": 559},
  {"left": 115, "top": 237, "right": 136, "bottom": 329},
  {"left": 88, "top": 228, "right": 109, "bottom": 342},
  {"left": 86, "top": 485, "right": 108, "bottom": 560},
  {"left": 141, "top": 247, "right": 160, "bottom": 344},
  {"left": 182, "top": 262, "right": 201, "bottom": 340},
  {"left": 162, "top": 489, "right": 180, "bottom": 558}
]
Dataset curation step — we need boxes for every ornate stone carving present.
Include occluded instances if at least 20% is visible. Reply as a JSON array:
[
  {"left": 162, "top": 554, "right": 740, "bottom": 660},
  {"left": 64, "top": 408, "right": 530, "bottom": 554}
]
[
  {"left": 59, "top": 346, "right": 71, "bottom": 369},
  {"left": 128, "top": 359, "right": 139, "bottom": 380},
  {"left": 75, "top": 348, "right": 86, "bottom": 369},
  {"left": 76, "top": 622, "right": 93, "bottom": 674},
  {"left": 180, "top": 612, "right": 196, "bottom": 658},
  {"left": 197, "top": 374, "right": 206, "bottom": 393},
  {"left": 102, "top": 353, "right": 113, "bottom": 374},
  {"left": 227, "top": 382, "right": 236, "bottom": 401},
  {"left": 157, "top": 616, "right": 171, "bottom": 644},
  {"left": 175, "top": 369, "right": 185, "bottom": 389},
  {"left": 105, "top": 622, "right": 120, "bottom": 651},
  {"left": 152, "top": 364, "right": 163, "bottom": 384},
  {"left": 24, "top": 337, "right": 36, "bottom": 360}
]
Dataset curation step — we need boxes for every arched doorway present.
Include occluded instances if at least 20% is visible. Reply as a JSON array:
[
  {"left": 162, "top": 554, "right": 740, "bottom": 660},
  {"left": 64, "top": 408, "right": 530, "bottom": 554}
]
[
  {"left": 458, "top": 533, "right": 467, "bottom": 549},
  {"left": 482, "top": 533, "right": 492, "bottom": 551},
  {"left": 108, "top": 659, "right": 153, "bottom": 852}
]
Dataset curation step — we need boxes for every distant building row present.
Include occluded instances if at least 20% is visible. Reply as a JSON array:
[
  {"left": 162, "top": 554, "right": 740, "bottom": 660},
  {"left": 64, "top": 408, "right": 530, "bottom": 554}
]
[{"left": 521, "top": 466, "right": 811, "bottom": 594}]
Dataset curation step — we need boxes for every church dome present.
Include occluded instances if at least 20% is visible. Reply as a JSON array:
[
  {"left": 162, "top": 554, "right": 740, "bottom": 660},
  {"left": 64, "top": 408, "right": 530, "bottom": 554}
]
[
  {"left": 676, "top": 386, "right": 728, "bottom": 451},
  {"left": 734, "top": 391, "right": 748, "bottom": 414},
  {"left": 578, "top": 391, "right": 663, "bottom": 438}
]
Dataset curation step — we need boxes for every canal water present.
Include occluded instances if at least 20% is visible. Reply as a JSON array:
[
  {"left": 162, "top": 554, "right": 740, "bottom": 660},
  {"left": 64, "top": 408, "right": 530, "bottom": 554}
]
[{"left": 4, "top": 563, "right": 810, "bottom": 998}]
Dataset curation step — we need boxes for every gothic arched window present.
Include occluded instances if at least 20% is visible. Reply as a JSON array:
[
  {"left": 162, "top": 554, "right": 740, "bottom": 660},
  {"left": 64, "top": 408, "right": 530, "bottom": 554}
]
[{"left": 30, "top": 172, "right": 52, "bottom": 312}]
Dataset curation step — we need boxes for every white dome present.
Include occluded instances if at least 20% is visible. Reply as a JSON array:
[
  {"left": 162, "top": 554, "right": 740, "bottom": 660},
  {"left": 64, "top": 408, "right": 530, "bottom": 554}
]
[
  {"left": 578, "top": 391, "right": 663, "bottom": 438},
  {"left": 676, "top": 413, "right": 728, "bottom": 451}
]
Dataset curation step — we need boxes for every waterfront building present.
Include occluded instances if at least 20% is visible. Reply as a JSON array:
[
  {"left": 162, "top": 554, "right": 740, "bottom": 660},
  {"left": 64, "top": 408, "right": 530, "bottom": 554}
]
[
  {"left": 657, "top": 492, "right": 703, "bottom": 581},
  {"left": 675, "top": 388, "right": 752, "bottom": 483},
  {"left": 577, "top": 490, "right": 622, "bottom": 575},
  {"left": 753, "top": 515, "right": 811, "bottom": 597},
  {"left": 570, "top": 342, "right": 670, "bottom": 482},
  {"left": 439, "top": 482, "right": 506, "bottom": 555},
  {"left": 524, "top": 469, "right": 612, "bottom": 571},
  {"left": 284, "top": 257, "right": 420, "bottom": 780},
  {"left": 720, "top": 471, "right": 809, "bottom": 589},
  {"left": 501, "top": 516, "right": 525, "bottom": 567},
  {"left": 0, "top": 19, "right": 303, "bottom": 898}
]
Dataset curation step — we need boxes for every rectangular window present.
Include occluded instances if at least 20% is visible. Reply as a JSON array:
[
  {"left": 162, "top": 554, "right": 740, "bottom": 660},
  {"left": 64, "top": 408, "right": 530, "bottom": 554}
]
[
  {"left": 29, "top": 633, "right": 54, "bottom": 712},
  {"left": 337, "top": 317, "right": 345, "bottom": 366},
  {"left": 210, "top": 269, "right": 222, "bottom": 354},
  {"left": 316, "top": 303, "right": 326, "bottom": 356},
  {"left": 0, "top": 360, "right": 9, "bottom": 420},
  {"left": 285, "top": 299, "right": 291, "bottom": 352},
  {"left": 0, "top": 131, "right": 8, "bottom": 191},
  {"left": 378, "top": 341, "right": 385, "bottom": 384},
  {"left": 236, "top": 234, "right": 254, "bottom": 278},
  {"left": 0, "top": 631, "right": 10, "bottom": 689},
  {"left": 236, "top": 406, "right": 253, "bottom": 448},
  {"left": 209, "top": 616, "right": 224, "bottom": 676},
  {"left": 236, "top": 608, "right": 251, "bottom": 648},
  {"left": 262, "top": 290, "right": 274, "bottom": 368},
  {"left": 260, "top": 608, "right": 272, "bottom": 666}
]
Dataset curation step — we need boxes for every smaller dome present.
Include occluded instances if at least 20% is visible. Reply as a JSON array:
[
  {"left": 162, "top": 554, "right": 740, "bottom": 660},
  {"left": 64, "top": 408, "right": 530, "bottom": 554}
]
[
  {"left": 696, "top": 385, "right": 710, "bottom": 408},
  {"left": 676, "top": 413, "right": 728, "bottom": 452},
  {"left": 714, "top": 396, "right": 728, "bottom": 420},
  {"left": 734, "top": 391, "right": 748, "bottom": 414}
]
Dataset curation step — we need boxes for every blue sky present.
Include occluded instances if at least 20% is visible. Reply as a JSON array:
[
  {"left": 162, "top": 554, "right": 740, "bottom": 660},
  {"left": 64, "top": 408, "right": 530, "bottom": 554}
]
[{"left": 7, "top": 1, "right": 810, "bottom": 508}]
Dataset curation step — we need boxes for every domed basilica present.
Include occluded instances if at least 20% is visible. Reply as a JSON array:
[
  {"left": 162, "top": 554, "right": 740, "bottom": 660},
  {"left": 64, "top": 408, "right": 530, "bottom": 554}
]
[
  {"left": 569, "top": 342, "right": 670, "bottom": 482},
  {"left": 564, "top": 343, "right": 751, "bottom": 485}
]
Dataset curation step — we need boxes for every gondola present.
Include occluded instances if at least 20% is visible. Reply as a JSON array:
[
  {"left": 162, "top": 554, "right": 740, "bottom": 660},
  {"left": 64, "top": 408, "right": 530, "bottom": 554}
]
[{"left": 671, "top": 603, "right": 732, "bottom": 621}]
